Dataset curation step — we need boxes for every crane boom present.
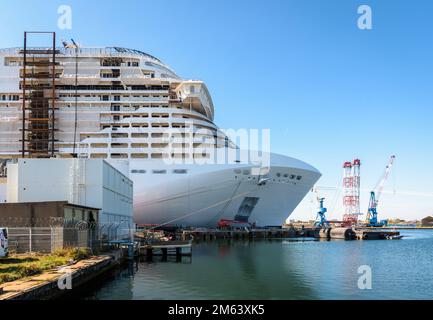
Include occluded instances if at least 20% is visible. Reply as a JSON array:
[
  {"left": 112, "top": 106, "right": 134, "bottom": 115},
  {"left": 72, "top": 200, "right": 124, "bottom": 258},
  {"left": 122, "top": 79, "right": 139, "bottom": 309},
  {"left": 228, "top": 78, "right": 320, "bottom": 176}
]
[{"left": 374, "top": 155, "right": 396, "bottom": 205}]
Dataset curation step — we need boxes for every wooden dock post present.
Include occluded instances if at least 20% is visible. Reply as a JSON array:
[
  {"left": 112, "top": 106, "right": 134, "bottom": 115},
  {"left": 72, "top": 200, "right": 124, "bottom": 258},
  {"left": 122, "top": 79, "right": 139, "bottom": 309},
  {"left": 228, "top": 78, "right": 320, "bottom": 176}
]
[
  {"left": 161, "top": 248, "right": 168, "bottom": 257},
  {"left": 146, "top": 248, "right": 153, "bottom": 258}
]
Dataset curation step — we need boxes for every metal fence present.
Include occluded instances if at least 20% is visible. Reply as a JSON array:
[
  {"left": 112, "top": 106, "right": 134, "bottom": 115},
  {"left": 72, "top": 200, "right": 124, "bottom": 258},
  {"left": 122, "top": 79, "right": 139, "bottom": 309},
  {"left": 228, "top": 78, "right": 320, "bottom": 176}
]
[{"left": 5, "top": 225, "right": 134, "bottom": 254}]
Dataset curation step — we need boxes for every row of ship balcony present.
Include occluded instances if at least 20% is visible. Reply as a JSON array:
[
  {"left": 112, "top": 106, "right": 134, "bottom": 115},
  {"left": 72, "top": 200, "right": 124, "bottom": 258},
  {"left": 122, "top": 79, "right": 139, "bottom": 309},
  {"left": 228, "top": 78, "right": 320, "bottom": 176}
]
[
  {"left": 99, "top": 116, "right": 216, "bottom": 127},
  {"left": 18, "top": 74, "right": 157, "bottom": 81},
  {"left": 75, "top": 143, "right": 224, "bottom": 150},
  {"left": 58, "top": 97, "right": 170, "bottom": 103},
  {"left": 73, "top": 150, "right": 219, "bottom": 160},
  {"left": 16, "top": 68, "right": 172, "bottom": 80},
  {"left": 75, "top": 153, "right": 214, "bottom": 160},
  {"left": 56, "top": 107, "right": 211, "bottom": 122},
  {"left": 79, "top": 130, "right": 227, "bottom": 141},
  {"left": 77, "top": 136, "right": 227, "bottom": 145},
  {"left": 56, "top": 88, "right": 170, "bottom": 94},
  {"left": 78, "top": 129, "right": 228, "bottom": 142}
]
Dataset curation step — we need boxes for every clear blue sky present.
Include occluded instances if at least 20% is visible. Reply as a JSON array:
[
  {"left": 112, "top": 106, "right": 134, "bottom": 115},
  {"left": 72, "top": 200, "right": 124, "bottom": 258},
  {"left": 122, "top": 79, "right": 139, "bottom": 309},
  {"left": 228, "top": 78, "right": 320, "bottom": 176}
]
[{"left": 1, "top": 0, "right": 432, "bottom": 220}]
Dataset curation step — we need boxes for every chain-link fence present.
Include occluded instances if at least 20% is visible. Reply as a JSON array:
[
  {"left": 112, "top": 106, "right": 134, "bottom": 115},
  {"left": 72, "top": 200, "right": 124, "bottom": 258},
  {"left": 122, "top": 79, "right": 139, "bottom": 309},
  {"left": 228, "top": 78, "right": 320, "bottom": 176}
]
[
  {"left": 3, "top": 220, "right": 134, "bottom": 253},
  {"left": 0, "top": 160, "right": 8, "bottom": 178}
]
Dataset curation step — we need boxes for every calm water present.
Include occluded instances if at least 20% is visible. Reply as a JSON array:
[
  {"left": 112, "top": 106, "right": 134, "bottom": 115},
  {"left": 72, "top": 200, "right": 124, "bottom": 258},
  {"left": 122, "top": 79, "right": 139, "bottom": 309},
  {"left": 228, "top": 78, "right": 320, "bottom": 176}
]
[{"left": 78, "top": 230, "right": 433, "bottom": 300}]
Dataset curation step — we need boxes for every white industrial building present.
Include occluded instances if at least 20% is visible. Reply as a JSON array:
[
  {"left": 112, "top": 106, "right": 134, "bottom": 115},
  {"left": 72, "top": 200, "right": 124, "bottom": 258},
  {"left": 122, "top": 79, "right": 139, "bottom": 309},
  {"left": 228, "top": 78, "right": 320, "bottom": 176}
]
[{"left": 6, "top": 158, "right": 133, "bottom": 237}]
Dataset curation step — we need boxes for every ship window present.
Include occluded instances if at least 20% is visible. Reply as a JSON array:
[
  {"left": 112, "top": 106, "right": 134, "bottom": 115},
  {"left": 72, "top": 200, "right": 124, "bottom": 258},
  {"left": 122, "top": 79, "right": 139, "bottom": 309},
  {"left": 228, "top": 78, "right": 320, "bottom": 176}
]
[
  {"left": 283, "top": 174, "right": 289, "bottom": 178},
  {"left": 90, "top": 143, "right": 108, "bottom": 148},
  {"left": 131, "top": 133, "right": 148, "bottom": 138},
  {"left": 111, "top": 143, "right": 127, "bottom": 148},
  {"left": 234, "top": 169, "right": 242, "bottom": 174},
  {"left": 152, "top": 123, "right": 169, "bottom": 128},
  {"left": 110, "top": 153, "right": 128, "bottom": 158},
  {"left": 131, "top": 154, "right": 148, "bottom": 159},
  {"left": 151, "top": 133, "right": 169, "bottom": 138},
  {"left": 296, "top": 175, "right": 302, "bottom": 181},
  {"left": 131, "top": 169, "right": 146, "bottom": 174},
  {"left": 131, "top": 143, "right": 148, "bottom": 148},
  {"left": 112, "top": 133, "right": 128, "bottom": 138},
  {"left": 173, "top": 169, "right": 188, "bottom": 174},
  {"left": 151, "top": 143, "right": 169, "bottom": 148},
  {"left": 171, "top": 153, "right": 190, "bottom": 159},
  {"left": 152, "top": 170, "right": 167, "bottom": 174},
  {"left": 276, "top": 173, "right": 281, "bottom": 177},
  {"left": 90, "top": 153, "right": 108, "bottom": 159},
  {"left": 290, "top": 175, "right": 296, "bottom": 179},
  {"left": 242, "top": 169, "right": 250, "bottom": 175},
  {"left": 193, "top": 153, "right": 210, "bottom": 159},
  {"left": 151, "top": 153, "right": 165, "bottom": 159}
]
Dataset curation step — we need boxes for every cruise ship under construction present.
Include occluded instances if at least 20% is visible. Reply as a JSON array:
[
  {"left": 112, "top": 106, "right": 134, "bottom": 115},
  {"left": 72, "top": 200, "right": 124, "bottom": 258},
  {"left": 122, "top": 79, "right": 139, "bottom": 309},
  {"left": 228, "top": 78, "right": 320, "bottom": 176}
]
[{"left": 0, "top": 33, "right": 321, "bottom": 227}]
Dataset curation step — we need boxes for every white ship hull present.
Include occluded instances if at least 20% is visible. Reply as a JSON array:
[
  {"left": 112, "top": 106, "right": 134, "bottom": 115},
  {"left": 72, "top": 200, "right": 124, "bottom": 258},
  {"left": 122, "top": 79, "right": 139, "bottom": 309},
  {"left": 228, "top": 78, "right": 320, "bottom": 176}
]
[{"left": 116, "top": 153, "right": 320, "bottom": 227}]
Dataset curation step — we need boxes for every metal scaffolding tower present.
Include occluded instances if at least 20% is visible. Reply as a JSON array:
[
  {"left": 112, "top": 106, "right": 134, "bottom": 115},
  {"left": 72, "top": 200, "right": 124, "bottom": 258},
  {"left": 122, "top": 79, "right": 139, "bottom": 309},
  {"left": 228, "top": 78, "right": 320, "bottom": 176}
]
[
  {"left": 342, "top": 159, "right": 361, "bottom": 226},
  {"left": 20, "top": 32, "right": 59, "bottom": 158}
]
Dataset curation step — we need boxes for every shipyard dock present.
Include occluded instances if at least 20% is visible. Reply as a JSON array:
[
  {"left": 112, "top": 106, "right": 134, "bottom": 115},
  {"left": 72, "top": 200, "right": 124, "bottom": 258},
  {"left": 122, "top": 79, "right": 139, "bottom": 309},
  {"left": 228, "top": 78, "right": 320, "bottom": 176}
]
[
  {"left": 138, "top": 240, "right": 192, "bottom": 258},
  {"left": 177, "top": 226, "right": 401, "bottom": 241}
]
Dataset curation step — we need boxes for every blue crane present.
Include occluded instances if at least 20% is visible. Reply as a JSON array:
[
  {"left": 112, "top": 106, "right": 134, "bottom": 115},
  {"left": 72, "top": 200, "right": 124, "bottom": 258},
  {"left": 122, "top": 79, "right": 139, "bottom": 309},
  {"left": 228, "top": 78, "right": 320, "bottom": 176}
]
[
  {"left": 314, "top": 197, "right": 329, "bottom": 228},
  {"left": 366, "top": 155, "right": 396, "bottom": 227}
]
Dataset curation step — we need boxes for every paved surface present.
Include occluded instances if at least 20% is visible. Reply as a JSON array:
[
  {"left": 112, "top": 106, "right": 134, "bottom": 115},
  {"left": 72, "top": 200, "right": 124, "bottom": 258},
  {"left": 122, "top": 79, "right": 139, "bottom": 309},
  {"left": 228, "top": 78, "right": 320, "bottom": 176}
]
[{"left": 0, "top": 255, "right": 112, "bottom": 300}]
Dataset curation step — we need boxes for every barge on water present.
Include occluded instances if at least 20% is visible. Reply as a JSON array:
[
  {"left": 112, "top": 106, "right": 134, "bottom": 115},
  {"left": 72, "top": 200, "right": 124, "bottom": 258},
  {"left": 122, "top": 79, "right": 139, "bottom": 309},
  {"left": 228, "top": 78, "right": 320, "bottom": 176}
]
[{"left": 169, "top": 226, "right": 402, "bottom": 241}]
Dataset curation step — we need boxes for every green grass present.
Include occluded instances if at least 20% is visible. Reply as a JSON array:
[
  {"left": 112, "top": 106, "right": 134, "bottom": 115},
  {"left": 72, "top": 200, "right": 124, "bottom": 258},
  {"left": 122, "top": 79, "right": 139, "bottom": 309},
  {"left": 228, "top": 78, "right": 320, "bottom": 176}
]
[{"left": 0, "top": 248, "right": 90, "bottom": 285}]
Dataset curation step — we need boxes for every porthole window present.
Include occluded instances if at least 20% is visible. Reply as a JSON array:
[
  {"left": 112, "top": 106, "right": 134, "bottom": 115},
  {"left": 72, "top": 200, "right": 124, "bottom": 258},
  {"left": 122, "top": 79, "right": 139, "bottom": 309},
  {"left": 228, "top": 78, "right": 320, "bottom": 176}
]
[
  {"left": 173, "top": 169, "right": 188, "bottom": 174},
  {"left": 276, "top": 173, "right": 281, "bottom": 177},
  {"left": 290, "top": 174, "right": 296, "bottom": 180},
  {"left": 131, "top": 170, "right": 146, "bottom": 174},
  {"left": 283, "top": 174, "right": 289, "bottom": 178},
  {"left": 153, "top": 170, "right": 167, "bottom": 174},
  {"left": 296, "top": 175, "right": 302, "bottom": 180}
]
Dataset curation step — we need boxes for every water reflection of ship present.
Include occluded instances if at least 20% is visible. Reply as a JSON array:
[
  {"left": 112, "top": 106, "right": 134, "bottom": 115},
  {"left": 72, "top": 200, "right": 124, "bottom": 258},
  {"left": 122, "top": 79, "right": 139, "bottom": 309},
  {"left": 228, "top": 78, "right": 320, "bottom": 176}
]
[{"left": 135, "top": 240, "right": 319, "bottom": 299}]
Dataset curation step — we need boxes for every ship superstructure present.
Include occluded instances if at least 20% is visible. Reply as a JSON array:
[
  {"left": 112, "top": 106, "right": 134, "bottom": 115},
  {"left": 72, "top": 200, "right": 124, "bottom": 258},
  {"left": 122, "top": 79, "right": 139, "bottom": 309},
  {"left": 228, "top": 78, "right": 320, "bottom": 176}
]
[{"left": 0, "top": 45, "right": 321, "bottom": 226}]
